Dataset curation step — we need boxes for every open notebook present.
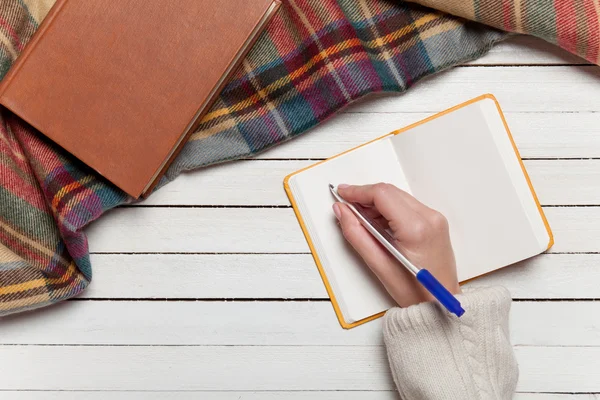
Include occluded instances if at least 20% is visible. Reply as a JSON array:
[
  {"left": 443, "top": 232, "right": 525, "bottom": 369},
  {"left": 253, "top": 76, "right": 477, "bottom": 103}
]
[{"left": 284, "top": 94, "right": 553, "bottom": 329}]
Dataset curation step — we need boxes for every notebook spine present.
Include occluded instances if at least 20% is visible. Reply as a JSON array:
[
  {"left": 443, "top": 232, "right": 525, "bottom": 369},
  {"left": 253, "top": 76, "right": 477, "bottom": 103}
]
[{"left": 0, "top": 0, "right": 69, "bottom": 98}]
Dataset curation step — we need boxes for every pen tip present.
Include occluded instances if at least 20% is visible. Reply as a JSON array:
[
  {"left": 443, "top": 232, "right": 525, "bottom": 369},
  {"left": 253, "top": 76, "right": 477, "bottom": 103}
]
[{"left": 328, "top": 183, "right": 334, "bottom": 190}]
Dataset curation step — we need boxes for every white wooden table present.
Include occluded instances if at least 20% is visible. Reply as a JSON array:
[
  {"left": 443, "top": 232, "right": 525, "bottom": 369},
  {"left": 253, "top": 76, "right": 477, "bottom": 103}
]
[{"left": 2, "top": 36, "right": 600, "bottom": 399}]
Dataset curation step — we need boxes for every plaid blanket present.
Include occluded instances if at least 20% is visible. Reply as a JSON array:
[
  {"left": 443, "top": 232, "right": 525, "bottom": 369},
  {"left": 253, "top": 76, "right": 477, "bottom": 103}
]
[
  {"left": 0, "top": 0, "right": 508, "bottom": 316},
  {"left": 413, "top": 0, "right": 600, "bottom": 64}
]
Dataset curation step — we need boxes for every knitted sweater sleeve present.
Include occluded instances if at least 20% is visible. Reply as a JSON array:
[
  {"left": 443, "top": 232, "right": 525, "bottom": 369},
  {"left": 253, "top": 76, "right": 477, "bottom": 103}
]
[{"left": 383, "top": 286, "right": 518, "bottom": 400}]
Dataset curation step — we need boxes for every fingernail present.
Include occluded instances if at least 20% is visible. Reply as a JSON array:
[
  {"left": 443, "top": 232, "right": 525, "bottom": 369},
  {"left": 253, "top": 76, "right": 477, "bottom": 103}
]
[
  {"left": 338, "top": 184, "right": 349, "bottom": 190},
  {"left": 332, "top": 203, "right": 341, "bottom": 220}
]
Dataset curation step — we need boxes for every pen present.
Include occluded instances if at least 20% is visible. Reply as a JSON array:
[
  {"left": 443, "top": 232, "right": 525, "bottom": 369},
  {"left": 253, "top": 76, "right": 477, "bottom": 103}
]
[{"left": 329, "top": 184, "right": 465, "bottom": 317}]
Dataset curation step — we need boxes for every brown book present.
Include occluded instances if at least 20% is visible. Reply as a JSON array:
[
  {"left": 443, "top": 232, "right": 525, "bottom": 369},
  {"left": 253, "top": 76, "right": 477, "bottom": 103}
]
[{"left": 0, "top": 0, "right": 280, "bottom": 198}]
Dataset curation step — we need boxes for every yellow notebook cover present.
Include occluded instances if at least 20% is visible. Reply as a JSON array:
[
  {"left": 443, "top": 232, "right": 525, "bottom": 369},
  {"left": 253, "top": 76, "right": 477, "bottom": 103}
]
[{"left": 284, "top": 94, "right": 554, "bottom": 329}]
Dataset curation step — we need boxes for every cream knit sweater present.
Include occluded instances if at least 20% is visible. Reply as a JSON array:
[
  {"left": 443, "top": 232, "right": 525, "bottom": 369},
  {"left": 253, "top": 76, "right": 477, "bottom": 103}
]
[{"left": 383, "top": 286, "right": 518, "bottom": 399}]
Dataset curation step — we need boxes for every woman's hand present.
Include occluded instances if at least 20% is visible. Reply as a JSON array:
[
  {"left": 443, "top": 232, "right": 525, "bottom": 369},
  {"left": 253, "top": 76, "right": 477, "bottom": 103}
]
[{"left": 333, "top": 183, "right": 460, "bottom": 307}]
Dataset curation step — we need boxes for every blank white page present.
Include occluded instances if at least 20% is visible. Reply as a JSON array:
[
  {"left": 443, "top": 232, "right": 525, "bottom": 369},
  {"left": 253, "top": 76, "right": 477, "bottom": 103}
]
[
  {"left": 287, "top": 137, "right": 406, "bottom": 324},
  {"left": 390, "top": 97, "right": 549, "bottom": 281}
]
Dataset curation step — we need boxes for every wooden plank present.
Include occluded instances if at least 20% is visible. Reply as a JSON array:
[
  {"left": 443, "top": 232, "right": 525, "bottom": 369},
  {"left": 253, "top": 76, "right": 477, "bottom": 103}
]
[
  {"left": 516, "top": 346, "right": 600, "bottom": 393},
  {"left": 341, "top": 66, "right": 600, "bottom": 113},
  {"left": 141, "top": 160, "right": 600, "bottom": 206},
  {"left": 0, "top": 345, "right": 597, "bottom": 392},
  {"left": 1, "top": 301, "right": 598, "bottom": 347},
  {"left": 0, "top": 392, "right": 401, "bottom": 400},
  {"left": 86, "top": 207, "right": 600, "bottom": 253},
  {"left": 84, "top": 253, "right": 326, "bottom": 299},
  {"left": 0, "top": 392, "right": 594, "bottom": 400},
  {"left": 254, "top": 111, "right": 600, "bottom": 159},
  {"left": 469, "top": 35, "right": 588, "bottom": 66},
  {"left": 74, "top": 253, "right": 600, "bottom": 300},
  {"left": 545, "top": 207, "right": 600, "bottom": 253},
  {"left": 470, "top": 253, "right": 600, "bottom": 299},
  {"left": 86, "top": 207, "right": 309, "bottom": 253},
  {"left": 527, "top": 160, "right": 600, "bottom": 206}
]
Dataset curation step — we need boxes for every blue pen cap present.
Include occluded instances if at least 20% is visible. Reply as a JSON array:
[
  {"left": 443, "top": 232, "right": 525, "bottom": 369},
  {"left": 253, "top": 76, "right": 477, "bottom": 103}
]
[{"left": 416, "top": 269, "right": 465, "bottom": 317}]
